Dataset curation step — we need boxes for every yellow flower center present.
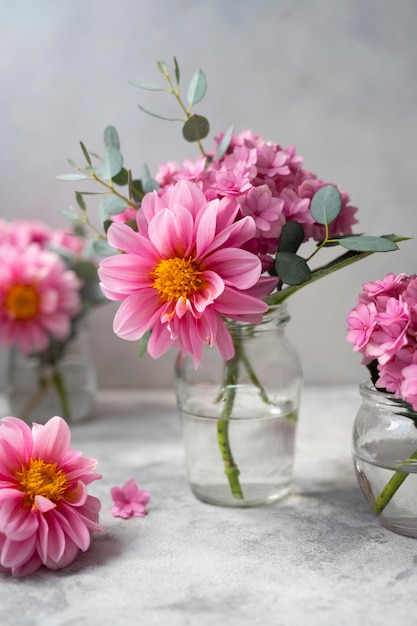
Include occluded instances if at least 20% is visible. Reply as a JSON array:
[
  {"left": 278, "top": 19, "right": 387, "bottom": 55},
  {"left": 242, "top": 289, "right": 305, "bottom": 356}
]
[
  {"left": 15, "top": 459, "right": 69, "bottom": 508},
  {"left": 4, "top": 284, "right": 40, "bottom": 320},
  {"left": 151, "top": 257, "right": 203, "bottom": 302}
]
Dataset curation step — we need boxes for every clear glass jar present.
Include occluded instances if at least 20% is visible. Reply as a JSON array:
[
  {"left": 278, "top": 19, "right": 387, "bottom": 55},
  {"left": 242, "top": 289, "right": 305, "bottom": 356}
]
[
  {"left": 353, "top": 380, "right": 417, "bottom": 537},
  {"left": 6, "top": 323, "right": 97, "bottom": 424},
  {"left": 174, "top": 305, "right": 302, "bottom": 507}
]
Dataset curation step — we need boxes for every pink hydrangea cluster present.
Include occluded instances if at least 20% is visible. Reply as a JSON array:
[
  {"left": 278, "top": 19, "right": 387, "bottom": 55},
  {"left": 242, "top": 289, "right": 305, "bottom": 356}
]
[
  {"left": 346, "top": 273, "right": 417, "bottom": 410},
  {"left": 151, "top": 129, "right": 358, "bottom": 272}
]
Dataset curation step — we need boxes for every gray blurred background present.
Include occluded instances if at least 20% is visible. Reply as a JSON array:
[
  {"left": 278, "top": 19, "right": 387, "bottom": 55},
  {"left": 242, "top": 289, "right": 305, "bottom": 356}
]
[{"left": 0, "top": 0, "right": 416, "bottom": 389}]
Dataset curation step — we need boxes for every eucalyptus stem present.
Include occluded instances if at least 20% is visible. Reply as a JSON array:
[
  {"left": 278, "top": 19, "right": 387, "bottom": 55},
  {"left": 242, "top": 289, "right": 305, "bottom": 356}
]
[
  {"left": 217, "top": 354, "right": 244, "bottom": 499},
  {"left": 372, "top": 449, "right": 417, "bottom": 516}
]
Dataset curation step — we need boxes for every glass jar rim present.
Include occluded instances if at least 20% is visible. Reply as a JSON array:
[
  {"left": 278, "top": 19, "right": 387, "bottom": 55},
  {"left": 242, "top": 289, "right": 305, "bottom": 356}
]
[{"left": 359, "top": 379, "right": 416, "bottom": 414}]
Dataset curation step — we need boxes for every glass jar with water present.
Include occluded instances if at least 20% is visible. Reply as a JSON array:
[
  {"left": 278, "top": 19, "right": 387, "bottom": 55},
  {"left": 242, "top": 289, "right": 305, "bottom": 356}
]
[{"left": 175, "top": 304, "right": 302, "bottom": 507}]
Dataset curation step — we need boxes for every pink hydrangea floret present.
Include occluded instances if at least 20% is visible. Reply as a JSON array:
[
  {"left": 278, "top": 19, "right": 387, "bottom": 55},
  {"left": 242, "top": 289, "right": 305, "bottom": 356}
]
[{"left": 111, "top": 479, "right": 150, "bottom": 519}]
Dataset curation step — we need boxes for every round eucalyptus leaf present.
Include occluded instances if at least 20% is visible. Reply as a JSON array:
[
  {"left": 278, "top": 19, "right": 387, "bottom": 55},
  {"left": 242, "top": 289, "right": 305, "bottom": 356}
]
[
  {"left": 173, "top": 56, "right": 180, "bottom": 85},
  {"left": 214, "top": 126, "right": 234, "bottom": 160},
  {"left": 99, "top": 195, "right": 128, "bottom": 216},
  {"left": 182, "top": 115, "right": 210, "bottom": 142},
  {"left": 58, "top": 206, "right": 80, "bottom": 220},
  {"left": 141, "top": 163, "right": 159, "bottom": 193},
  {"left": 92, "top": 239, "right": 117, "bottom": 257},
  {"left": 310, "top": 185, "right": 342, "bottom": 225},
  {"left": 138, "top": 104, "right": 178, "bottom": 122},
  {"left": 338, "top": 235, "right": 399, "bottom": 252},
  {"left": 157, "top": 60, "right": 168, "bottom": 75},
  {"left": 75, "top": 192, "right": 86, "bottom": 212},
  {"left": 129, "top": 81, "right": 164, "bottom": 91},
  {"left": 104, "top": 126, "right": 120, "bottom": 149},
  {"left": 275, "top": 252, "right": 312, "bottom": 285},
  {"left": 186, "top": 69, "right": 207, "bottom": 106},
  {"left": 278, "top": 221, "right": 305, "bottom": 254},
  {"left": 95, "top": 146, "right": 123, "bottom": 180},
  {"left": 57, "top": 173, "right": 89, "bottom": 181},
  {"left": 112, "top": 168, "right": 129, "bottom": 186}
]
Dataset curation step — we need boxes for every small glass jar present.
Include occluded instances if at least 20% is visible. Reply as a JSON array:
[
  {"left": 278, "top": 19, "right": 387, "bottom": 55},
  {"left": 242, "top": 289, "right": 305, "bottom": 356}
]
[
  {"left": 6, "top": 323, "right": 96, "bottom": 424},
  {"left": 175, "top": 305, "right": 302, "bottom": 507},
  {"left": 352, "top": 380, "right": 417, "bottom": 537}
]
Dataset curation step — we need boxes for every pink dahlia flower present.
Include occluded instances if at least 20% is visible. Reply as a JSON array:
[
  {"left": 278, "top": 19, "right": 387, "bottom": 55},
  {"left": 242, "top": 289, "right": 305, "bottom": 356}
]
[
  {"left": 0, "top": 415, "right": 101, "bottom": 576},
  {"left": 99, "top": 180, "right": 273, "bottom": 366},
  {"left": 110, "top": 478, "right": 150, "bottom": 519},
  {"left": 0, "top": 244, "right": 81, "bottom": 354}
]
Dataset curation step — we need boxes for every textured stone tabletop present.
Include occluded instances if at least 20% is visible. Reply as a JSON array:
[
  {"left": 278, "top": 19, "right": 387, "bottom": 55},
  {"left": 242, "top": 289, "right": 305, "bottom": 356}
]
[{"left": 0, "top": 386, "right": 416, "bottom": 626}]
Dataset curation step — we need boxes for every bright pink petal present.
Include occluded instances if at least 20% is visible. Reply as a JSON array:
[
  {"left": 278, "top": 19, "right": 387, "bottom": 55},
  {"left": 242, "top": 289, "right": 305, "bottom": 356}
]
[
  {"left": 113, "top": 290, "right": 165, "bottom": 340},
  {"left": 31, "top": 416, "right": 71, "bottom": 464}
]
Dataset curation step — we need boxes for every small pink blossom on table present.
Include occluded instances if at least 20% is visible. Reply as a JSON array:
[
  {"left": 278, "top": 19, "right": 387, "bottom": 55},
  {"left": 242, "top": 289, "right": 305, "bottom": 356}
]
[
  {"left": 0, "top": 415, "right": 102, "bottom": 577},
  {"left": 110, "top": 479, "right": 150, "bottom": 519}
]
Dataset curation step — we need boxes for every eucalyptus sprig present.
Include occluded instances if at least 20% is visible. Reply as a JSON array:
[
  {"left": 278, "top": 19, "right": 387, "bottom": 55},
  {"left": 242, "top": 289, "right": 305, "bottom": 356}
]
[{"left": 267, "top": 184, "right": 407, "bottom": 304}]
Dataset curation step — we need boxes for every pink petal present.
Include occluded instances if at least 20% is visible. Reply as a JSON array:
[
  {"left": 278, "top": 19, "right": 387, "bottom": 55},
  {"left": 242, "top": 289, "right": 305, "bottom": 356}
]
[
  {"left": 1, "top": 534, "right": 36, "bottom": 569},
  {"left": 31, "top": 416, "right": 71, "bottom": 464},
  {"left": 113, "top": 290, "right": 164, "bottom": 340}
]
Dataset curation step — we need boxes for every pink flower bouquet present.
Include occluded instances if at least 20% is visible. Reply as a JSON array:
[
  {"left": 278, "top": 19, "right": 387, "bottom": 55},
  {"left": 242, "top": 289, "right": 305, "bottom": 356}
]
[
  {"left": 0, "top": 219, "right": 105, "bottom": 422},
  {"left": 347, "top": 272, "right": 417, "bottom": 516},
  {"left": 58, "top": 59, "right": 405, "bottom": 498}
]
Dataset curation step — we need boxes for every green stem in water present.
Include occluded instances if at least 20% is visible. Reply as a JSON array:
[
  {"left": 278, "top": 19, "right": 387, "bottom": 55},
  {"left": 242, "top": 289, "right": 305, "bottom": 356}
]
[
  {"left": 217, "top": 354, "right": 244, "bottom": 499},
  {"left": 52, "top": 364, "right": 71, "bottom": 422},
  {"left": 372, "top": 449, "right": 417, "bottom": 516}
]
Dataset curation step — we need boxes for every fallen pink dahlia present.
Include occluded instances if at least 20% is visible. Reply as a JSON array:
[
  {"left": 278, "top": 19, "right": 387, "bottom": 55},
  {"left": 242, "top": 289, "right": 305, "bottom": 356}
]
[
  {"left": 0, "top": 243, "right": 81, "bottom": 354},
  {"left": 98, "top": 180, "right": 276, "bottom": 367},
  {"left": 0, "top": 415, "right": 102, "bottom": 577}
]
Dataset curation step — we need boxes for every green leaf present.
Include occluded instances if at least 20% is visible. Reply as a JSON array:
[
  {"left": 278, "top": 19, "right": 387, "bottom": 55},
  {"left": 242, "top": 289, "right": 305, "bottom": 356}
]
[
  {"left": 58, "top": 206, "right": 79, "bottom": 221},
  {"left": 104, "top": 126, "right": 120, "bottom": 149},
  {"left": 129, "top": 80, "right": 165, "bottom": 91},
  {"left": 186, "top": 69, "right": 207, "bottom": 106},
  {"left": 72, "top": 260, "right": 98, "bottom": 281},
  {"left": 157, "top": 60, "right": 168, "bottom": 75},
  {"left": 112, "top": 168, "right": 129, "bottom": 186},
  {"left": 182, "top": 115, "right": 210, "bottom": 142},
  {"left": 265, "top": 234, "right": 407, "bottom": 307},
  {"left": 92, "top": 239, "right": 117, "bottom": 257},
  {"left": 130, "top": 178, "right": 144, "bottom": 202},
  {"left": 310, "top": 185, "right": 342, "bottom": 225},
  {"left": 80, "top": 141, "right": 92, "bottom": 166},
  {"left": 275, "top": 252, "right": 312, "bottom": 285},
  {"left": 138, "top": 331, "right": 151, "bottom": 357},
  {"left": 75, "top": 192, "right": 86, "bottom": 212},
  {"left": 214, "top": 126, "right": 234, "bottom": 159},
  {"left": 68, "top": 159, "right": 77, "bottom": 168},
  {"left": 99, "top": 195, "right": 128, "bottom": 217},
  {"left": 137, "top": 104, "right": 178, "bottom": 122},
  {"left": 338, "top": 235, "right": 399, "bottom": 252},
  {"left": 141, "top": 164, "right": 159, "bottom": 194},
  {"left": 278, "top": 221, "right": 305, "bottom": 254},
  {"left": 95, "top": 146, "right": 123, "bottom": 180},
  {"left": 57, "top": 173, "right": 89, "bottom": 181},
  {"left": 173, "top": 56, "right": 180, "bottom": 85}
]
